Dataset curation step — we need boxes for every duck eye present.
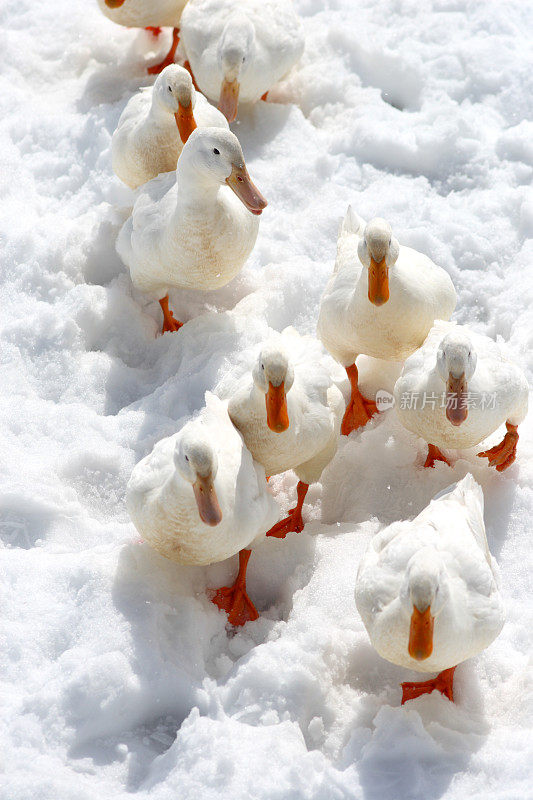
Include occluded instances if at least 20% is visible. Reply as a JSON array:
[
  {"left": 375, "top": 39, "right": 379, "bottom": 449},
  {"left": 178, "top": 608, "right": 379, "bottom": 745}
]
[
  {"left": 213, "top": 148, "right": 220, "bottom": 155},
  {"left": 168, "top": 86, "right": 172, "bottom": 92},
  {"left": 185, "top": 455, "right": 189, "bottom": 462}
]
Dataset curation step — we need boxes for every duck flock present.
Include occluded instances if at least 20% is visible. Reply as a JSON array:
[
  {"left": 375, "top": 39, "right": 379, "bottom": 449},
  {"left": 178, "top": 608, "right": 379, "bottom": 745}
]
[{"left": 94, "top": 0, "right": 531, "bottom": 711}]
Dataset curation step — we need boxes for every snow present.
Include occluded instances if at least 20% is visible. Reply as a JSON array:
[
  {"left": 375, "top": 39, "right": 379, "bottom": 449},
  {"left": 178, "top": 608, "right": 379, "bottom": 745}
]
[{"left": 1, "top": 0, "right": 532, "bottom": 798}]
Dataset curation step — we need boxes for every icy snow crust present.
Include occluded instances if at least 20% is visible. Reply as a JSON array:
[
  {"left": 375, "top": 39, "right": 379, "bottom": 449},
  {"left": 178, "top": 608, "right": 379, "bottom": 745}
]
[{"left": 1, "top": 0, "right": 532, "bottom": 798}]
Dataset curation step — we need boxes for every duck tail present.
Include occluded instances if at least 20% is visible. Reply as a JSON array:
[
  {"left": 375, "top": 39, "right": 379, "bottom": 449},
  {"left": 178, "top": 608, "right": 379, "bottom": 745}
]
[
  {"left": 439, "top": 474, "right": 490, "bottom": 562},
  {"left": 339, "top": 205, "right": 364, "bottom": 238},
  {"left": 333, "top": 206, "right": 365, "bottom": 274},
  {"left": 456, "top": 472, "right": 484, "bottom": 511}
]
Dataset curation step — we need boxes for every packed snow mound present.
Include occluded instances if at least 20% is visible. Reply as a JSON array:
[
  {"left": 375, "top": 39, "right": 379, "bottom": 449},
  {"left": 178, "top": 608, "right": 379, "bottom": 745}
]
[{"left": 1, "top": 0, "right": 532, "bottom": 798}]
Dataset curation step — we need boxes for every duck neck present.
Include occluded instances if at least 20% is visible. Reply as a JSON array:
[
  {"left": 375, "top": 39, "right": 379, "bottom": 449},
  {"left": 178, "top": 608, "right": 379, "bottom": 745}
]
[
  {"left": 350, "top": 270, "right": 369, "bottom": 308},
  {"left": 161, "top": 467, "right": 187, "bottom": 511},
  {"left": 148, "top": 97, "right": 178, "bottom": 131},
  {"left": 218, "top": 14, "right": 255, "bottom": 80},
  {"left": 405, "top": 548, "right": 444, "bottom": 613},
  {"left": 176, "top": 156, "right": 223, "bottom": 209},
  {"left": 250, "top": 382, "right": 267, "bottom": 412}
]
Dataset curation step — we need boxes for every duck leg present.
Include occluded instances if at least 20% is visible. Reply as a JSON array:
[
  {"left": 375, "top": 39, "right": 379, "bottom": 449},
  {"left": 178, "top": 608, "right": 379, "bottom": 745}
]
[
  {"left": 478, "top": 422, "right": 519, "bottom": 472},
  {"left": 159, "top": 295, "right": 183, "bottom": 334},
  {"left": 147, "top": 27, "right": 180, "bottom": 75},
  {"left": 341, "top": 363, "right": 378, "bottom": 436},
  {"left": 401, "top": 666, "right": 456, "bottom": 704},
  {"left": 183, "top": 61, "right": 199, "bottom": 90},
  {"left": 211, "top": 549, "right": 259, "bottom": 626},
  {"left": 266, "top": 481, "right": 308, "bottom": 539},
  {"left": 424, "top": 443, "right": 451, "bottom": 468}
]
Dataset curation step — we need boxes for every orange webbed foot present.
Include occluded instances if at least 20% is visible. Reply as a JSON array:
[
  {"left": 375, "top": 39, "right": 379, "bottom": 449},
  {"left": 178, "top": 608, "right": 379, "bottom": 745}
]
[
  {"left": 341, "top": 363, "right": 378, "bottom": 436},
  {"left": 266, "top": 506, "right": 304, "bottom": 539},
  {"left": 161, "top": 314, "right": 183, "bottom": 334},
  {"left": 145, "top": 26, "right": 162, "bottom": 37},
  {"left": 210, "top": 549, "right": 258, "bottom": 627},
  {"left": 424, "top": 443, "right": 451, "bottom": 469},
  {"left": 401, "top": 667, "right": 456, "bottom": 704},
  {"left": 211, "top": 585, "right": 259, "bottom": 626},
  {"left": 159, "top": 295, "right": 183, "bottom": 334},
  {"left": 478, "top": 423, "right": 518, "bottom": 472},
  {"left": 266, "top": 482, "right": 308, "bottom": 539},
  {"left": 341, "top": 394, "right": 378, "bottom": 436}
]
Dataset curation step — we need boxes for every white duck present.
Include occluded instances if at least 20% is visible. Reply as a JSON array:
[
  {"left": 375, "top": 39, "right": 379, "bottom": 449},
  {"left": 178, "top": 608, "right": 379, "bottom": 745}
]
[
  {"left": 317, "top": 208, "right": 456, "bottom": 437},
  {"left": 355, "top": 474, "right": 505, "bottom": 703},
  {"left": 126, "top": 393, "right": 279, "bottom": 625},
  {"left": 394, "top": 321, "right": 529, "bottom": 470},
  {"left": 112, "top": 65, "right": 228, "bottom": 190},
  {"left": 116, "top": 127, "right": 267, "bottom": 334},
  {"left": 227, "top": 328, "right": 344, "bottom": 538},
  {"left": 180, "top": 0, "right": 304, "bottom": 122},
  {"left": 97, "top": 0, "right": 187, "bottom": 74}
]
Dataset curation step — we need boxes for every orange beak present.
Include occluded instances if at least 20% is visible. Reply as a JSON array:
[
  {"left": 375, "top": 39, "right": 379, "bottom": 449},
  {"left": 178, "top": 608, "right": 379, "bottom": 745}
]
[
  {"left": 192, "top": 474, "right": 222, "bottom": 527},
  {"left": 265, "top": 381, "right": 289, "bottom": 433},
  {"left": 225, "top": 163, "right": 267, "bottom": 215},
  {"left": 105, "top": 0, "right": 126, "bottom": 7},
  {"left": 408, "top": 606, "right": 434, "bottom": 661},
  {"left": 446, "top": 373, "right": 468, "bottom": 426},
  {"left": 218, "top": 78, "right": 240, "bottom": 122},
  {"left": 368, "top": 257, "right": 389, "bottom": 306},
  {"left": 175, "top": 102, "right": 197, "bottom": 144}
]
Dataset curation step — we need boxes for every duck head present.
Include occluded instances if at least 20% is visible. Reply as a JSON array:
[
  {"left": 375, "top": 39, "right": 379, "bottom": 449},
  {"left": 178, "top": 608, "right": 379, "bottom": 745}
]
[
  {"left": 180, "top": 128, "right": 267, "bottom": 214},
  {"left": 253, "top": 344, "right": 295, "bottom": 433},
  {"left": 217, "top": 15, "right": 255, "bottom": 122},
  {"left": 400, "top": 548, "right": 449, "bottom": 661},
  {"left": 437, "top": 332, "right": 477, "bottom": 427},
  {"left": 357, "top": 218, "right": 399, "bottom": 307},
  {"left": 153, "top": 65, "right": 197, "bottom": 143},
  {"left": 174, "top": 434, "right": 222, "bottom": 527}
]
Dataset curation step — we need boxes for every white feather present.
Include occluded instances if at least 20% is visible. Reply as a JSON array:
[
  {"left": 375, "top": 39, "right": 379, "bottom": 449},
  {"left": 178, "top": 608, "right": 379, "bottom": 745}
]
[
  {"left": 394, "top": 321, "right": 529, "bottom": 449},
  {"left": 226, "top": 327, "right": 344, "bottom": 483},
  {"left": 126, "top": 393, "right": 279, "bottom": 565},
  {"left": 355, "top": 474, "right": 505, "bottom": 674},
  {"left": 97, "top": 0, "right": 186, "bottom": 29},
  {"left": 180, "top": 0, "right": 304, "bottom": 105},
  {"left": 317, "top": 207, "right": 457, "bottom": 366}
]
